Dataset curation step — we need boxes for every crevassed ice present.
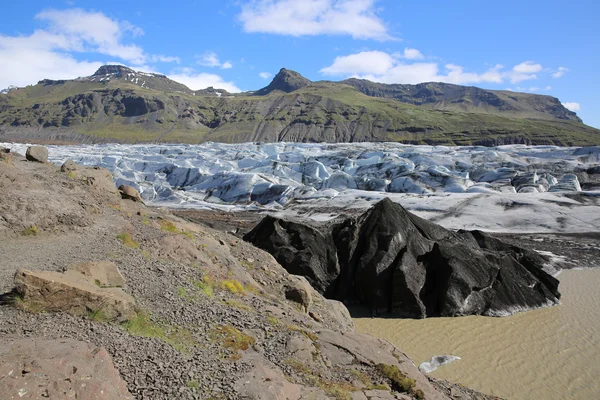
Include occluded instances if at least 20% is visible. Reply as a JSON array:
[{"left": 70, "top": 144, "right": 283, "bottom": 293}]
[{"left": 2, "top": 142, "right": 599, "bottom": 209}]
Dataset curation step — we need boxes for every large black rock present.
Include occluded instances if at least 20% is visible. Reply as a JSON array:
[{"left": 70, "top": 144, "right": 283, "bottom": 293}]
[{"left": 244, "top": 198, "right": 561, "bottom": 318}]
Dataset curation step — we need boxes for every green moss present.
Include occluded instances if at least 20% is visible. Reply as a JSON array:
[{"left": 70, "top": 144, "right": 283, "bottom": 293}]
[{"left": 116, "top": 232, "right": 138, "bottom": 248}]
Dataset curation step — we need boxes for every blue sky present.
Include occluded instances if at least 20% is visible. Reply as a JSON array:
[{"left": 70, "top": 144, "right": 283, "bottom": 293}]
[{"left": 1, "top": 0, "right": 598, "bottom": 127}]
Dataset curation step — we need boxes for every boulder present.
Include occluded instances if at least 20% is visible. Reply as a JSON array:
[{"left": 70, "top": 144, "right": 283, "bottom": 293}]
[
  {"left": 118, "top": 184, "right": 144, "bottom": 202},
  {"left": 245, "top": 198, "right": 561, "bottom": 318},
  {"left": 14, "top": 268, "right": 135, "bottom": 322},
  {"left": 25, "top": 146, "right": 48, "bottom": 163},
  {"left": 66, "top": 261, "right": 126, "bottom": 288},
  {"left": 61, "top": 159, "right": 78, "bottom": 172},
  {"left": 0, "top": 338, "right": 133, "bottom": 399},
  {"left": 284, "top": 275, "right": 313, "bottom": 313}
]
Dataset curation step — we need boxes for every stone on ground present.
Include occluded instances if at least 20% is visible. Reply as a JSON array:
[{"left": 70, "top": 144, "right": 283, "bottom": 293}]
[
  {"left": 66, "top": 261, "right": 126, "bottom": 288},
  {"left": 0, "top": 338, "right": 133, "bottom": 399},
  {"left": 61, "top": 159, "right": 78, "bottom": 172},
  {"left": 14, "top": 268, "right": 135, "bottom": 322},
  {"left": 25, "top": 146, "right": 48, "bottom": 163},
  {"left": 284, "top": 275, "right": 313, "bottom": 313},
  {"left": 118, "top": 184, "right": 144, "bottom": 203}
]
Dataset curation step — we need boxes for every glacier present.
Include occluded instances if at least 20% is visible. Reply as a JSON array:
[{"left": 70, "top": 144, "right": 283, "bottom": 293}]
[{"left": 3, "top": 142, "right": 600, "bottom": 233}]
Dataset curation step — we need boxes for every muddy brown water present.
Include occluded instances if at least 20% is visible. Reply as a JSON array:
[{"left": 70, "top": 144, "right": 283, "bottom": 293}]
[{"left": 354, "top": 268, "right": 600, "bottom": 400}]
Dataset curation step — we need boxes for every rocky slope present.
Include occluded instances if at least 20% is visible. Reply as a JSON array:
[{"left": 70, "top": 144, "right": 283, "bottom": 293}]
[
  {"left": 1, "top": 66, "right": 598, "bottom": 146},
  {"left": 245, "top": 198, "right": 561, "bottom": 318},
  {"left": 0, "top": 147, "right": 500, "bottom": 399}
]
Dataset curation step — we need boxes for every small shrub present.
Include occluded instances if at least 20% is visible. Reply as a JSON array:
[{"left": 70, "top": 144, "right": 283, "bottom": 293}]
[
  {"left": 375, "top": 363, "right": 416, "bottom": 393},
  {"left": 116, "top": 232, "right": 139, "bottom": 248},
  {"left": 413, "top": 388, "right": 425, "bottom": 400},
  {"left": 21, "top": 226, "right": 39, "bottom": 236},
  {"left": 177, "top": 287, "right": 188, "bottom": 299},
  {"left": 267, "top": 316, "right": 280, "bottom": 325}
]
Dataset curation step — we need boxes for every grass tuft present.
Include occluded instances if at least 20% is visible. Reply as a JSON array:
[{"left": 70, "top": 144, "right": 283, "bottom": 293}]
[
  {"left": 193, "top": 277, "right": 214, "bottom": 297},
  {"left": 375, "top": 363, "right": 416, "bottom": 393},
  {"left": 220, "top": 279, "right": 245, "bottom": 294},
  {"left": 123, "top": 311, "right": 195, "bottom": 352},
  {"left": 210, "top": 324, "right": 255, "bottom": 360},
  {"left": 116, "top": 232, "right": 139, "bottom": 248},
  {"left": 21, "top": 225, "right": 39, "bottom": 236}
]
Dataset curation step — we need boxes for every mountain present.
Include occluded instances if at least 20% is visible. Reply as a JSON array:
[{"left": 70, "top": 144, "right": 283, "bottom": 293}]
[
  {"left": 254, "top": 68, "right": 312, "bottom": 95},
  {"left": 0, "top": 65, "right": 598, "bottom": 146},
  {"left": 341, "top": 79, "right": 581, "bottom": 122}
]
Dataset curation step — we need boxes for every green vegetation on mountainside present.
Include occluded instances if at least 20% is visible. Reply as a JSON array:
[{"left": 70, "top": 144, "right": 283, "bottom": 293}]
[{"left": 1, "top": 66, "right": 598, "bottom": 146}]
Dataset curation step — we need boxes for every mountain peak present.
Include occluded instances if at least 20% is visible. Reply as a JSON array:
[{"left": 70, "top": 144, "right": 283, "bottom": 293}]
[
  {"left": 255, "top": 68, "right": 311, "bottom": 95},
  {"left": 93, "top": 65, "right": 136, "bottom": 77}
]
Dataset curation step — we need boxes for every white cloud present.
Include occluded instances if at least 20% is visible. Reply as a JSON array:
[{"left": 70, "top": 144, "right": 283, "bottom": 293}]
[
  {"left": 238, "top": 0, "right": 392, "bottom": 40},
  {"left": 169, "top": 69, "right": 241, "bottom": 92},
  {"left": 552, "top": 66, "right": 569, "bottom": 78},
  {"left": 508, "top": 61, "right": 542, "bottom": 83},
  {"left": 562, "top": 102, "right": 580, "bottom": 112},
  {"left": 321, "top": 51, "right": 395, "bottom": 75},
  {"left": 149, "top": 55, "right": 181, "bottom": 63},
  {"left": 320, "top": 52, "right": 556, "bottom": 87},
  {"left": 397, "top": 47, "right": 423, "bottom": 60},
  {"left": 197, "top": 51, "right": 233, "bottom": 69},
  {"left": 0, "top": 8, "right": 179, "bottom": 89},
  {"left": 320, "top": 51, "right": 504, "bottom": 85},
  {"left": 35, "top": 9, "right": 147, "bottom": 64},
  {"left": 259, "top": 72, "right": 273, "bottom": 79},
  {"left": 529, "top": 87, "right": 540, "bottom": 92},
  {"left": 545, "top": 85, "right": 552, "bottom": 91}
]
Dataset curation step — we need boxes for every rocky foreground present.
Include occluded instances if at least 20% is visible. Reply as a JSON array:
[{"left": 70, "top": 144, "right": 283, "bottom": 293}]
[{"left": 0, "top": 148, "right": 499, "bottom": 399}]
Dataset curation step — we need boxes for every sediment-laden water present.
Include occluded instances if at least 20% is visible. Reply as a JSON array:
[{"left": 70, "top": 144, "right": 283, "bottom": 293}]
[{"left": 354, "top": 268, "right": 600, "bottom": 400}]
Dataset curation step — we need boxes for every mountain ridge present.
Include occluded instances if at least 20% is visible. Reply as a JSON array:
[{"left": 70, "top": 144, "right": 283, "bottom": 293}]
[{"left": 0, "top": 65, "right": 598, "bottom": 146}]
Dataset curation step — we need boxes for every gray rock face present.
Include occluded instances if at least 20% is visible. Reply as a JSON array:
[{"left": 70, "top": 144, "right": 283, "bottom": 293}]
[
  {"left": 245, "top": 198, "right": 561, "bottom": 318},
  {"left": 25, "top": 146, "right": 48, "bottom": 163},
  {"left": 0, "top": 338, "right": 133, "bottom": 399}
]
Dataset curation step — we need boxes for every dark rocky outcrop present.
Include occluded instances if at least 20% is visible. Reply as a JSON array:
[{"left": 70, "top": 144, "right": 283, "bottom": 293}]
[
  {"left": 245, "top": 198, "right": 561, "bottom": 318},
  {"left": 244, "top": 217, "right": 340, "bottom": 295}
]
